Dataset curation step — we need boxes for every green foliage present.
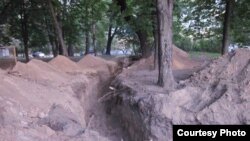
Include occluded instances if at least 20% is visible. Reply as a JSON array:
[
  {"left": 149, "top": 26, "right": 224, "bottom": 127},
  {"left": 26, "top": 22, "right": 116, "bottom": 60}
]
[{"left": 231, "top": 0, "right": 250, "bottom": 45}]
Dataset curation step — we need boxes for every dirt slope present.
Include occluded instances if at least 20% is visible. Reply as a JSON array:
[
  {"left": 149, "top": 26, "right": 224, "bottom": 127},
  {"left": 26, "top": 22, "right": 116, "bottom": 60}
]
[
  {"left": 0, "top": 56, "right": 121, "bottom": 141},
  {"left": 129, "top": 45, "right": 201, "bottom": 70},
  {"left": 78, "top": 54, "right": 119, "bottom": 75},
  {"left": 108, "top": 48, "right": 250, "bottom": 141},
  {"left": 12, "top": 59, "right": 68, "bottom": 85},
  {"left": 49, "top": 55, "right": 81, "bottom": 73}
]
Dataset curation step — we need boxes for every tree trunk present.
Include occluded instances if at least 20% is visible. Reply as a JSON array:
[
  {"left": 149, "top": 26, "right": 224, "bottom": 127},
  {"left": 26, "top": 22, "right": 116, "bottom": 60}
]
[
  {"left": 106, "top": 25, "right": 113, "bottom": 55},
  {"left": 85, "top": 31, "right": 90, "bottom": 55},
  {"left": 21, "top": 0, "right": 29, "bottom": 62},
  {"left": 51, "top": 40, "right": 58, "bottom": 57},
  {"left": 136, "top": 30, "right": 151, "bottom": 58},
  {"left": 157, "top": 0, "right": 175, "bottom": 88},
  {"left": 92, "top": 24, "right": 97, "bottom": 56},
  {"left": 47, "top": 0, "right": 67, "bottom": 56},
  {"left": 54, "top": 39, "right": 59, "bottom": 56},
  {"left": 221, "top": 0, "right": 232, "bottom": 55},
  {"left": 68, "top": 43, "right": 74, "bottom": 56},
  {"left": 47, "top": 31, "right": 58, "bottom": 57},
  {"left": 106, "top": 25, "right": 117, "bottom": 55}
]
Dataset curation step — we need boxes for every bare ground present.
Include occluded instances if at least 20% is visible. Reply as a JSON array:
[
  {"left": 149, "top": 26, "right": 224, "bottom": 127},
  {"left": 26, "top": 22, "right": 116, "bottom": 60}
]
[{"left": 107, "top": 48, "right": 250, "bottom": 141}]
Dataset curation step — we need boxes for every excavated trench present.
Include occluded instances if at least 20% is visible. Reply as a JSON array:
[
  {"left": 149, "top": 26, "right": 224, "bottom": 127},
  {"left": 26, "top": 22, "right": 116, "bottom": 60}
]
[{"left": 2, "top": 49, "right": 250, "bottom": 141}]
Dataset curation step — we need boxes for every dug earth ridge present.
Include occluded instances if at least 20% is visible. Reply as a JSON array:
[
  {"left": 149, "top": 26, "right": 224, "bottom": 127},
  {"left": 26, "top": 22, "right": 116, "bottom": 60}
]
[
  {"left": 107, "top": 49, "right": 250, "bottom": 141},
  {"left": 0, "top": 55, "right": 123, "bottom": 141}
]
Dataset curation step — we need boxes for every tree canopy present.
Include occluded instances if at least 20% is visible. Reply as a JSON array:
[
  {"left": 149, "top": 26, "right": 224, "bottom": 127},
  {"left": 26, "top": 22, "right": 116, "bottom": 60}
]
[{"left": 0, "top": 0, "right": 250, "bottom": 60}]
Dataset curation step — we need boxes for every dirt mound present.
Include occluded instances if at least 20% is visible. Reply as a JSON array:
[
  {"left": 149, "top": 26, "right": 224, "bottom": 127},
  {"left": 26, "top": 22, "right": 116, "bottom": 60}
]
[
  {"left": 78, "top": 55, "right": 118, "bottom": 75},
  {"left": 173, "top": 45, "right": 189, "bottom": 58},
  {"left": 49, "top": 55, "right": 81, "bottom": 73},
  {"left": 187, "top": 49, "right": 250, "bottom": 88},
  {"left": 173, "top": 46, "right": 200, "bottom": 69},
  {"left": 108, "top": 48, "right": 250, "bottom": 140},
  {"left": 1, "top": 56, "right": 122, "bottom": 140},
  {"left": 12, "top": 59, "right": 67, "bottom": 84},
  {"left": 129, "top": 45, "right": 201, "bottom": 70}
]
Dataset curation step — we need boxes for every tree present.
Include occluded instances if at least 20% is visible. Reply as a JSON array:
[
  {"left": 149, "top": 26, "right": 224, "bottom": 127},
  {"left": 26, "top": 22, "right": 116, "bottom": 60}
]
[
  {"left": 157, "top": 0, "right": 175, "bottom": 88},
  {"left": 20, "top": 0, "right": 30, "bottom": 62},
  {"left": 105, "top": 23, "right": 117, "bottom": 55},
  {"left": 47, "top": 0, "right": 67, "bottom": 56},
  {"left": 221, "top": 0, "right": 232, "bottom": 55},
  {"left": 115, "top": 0, "right": 154, "bottom": 58}
]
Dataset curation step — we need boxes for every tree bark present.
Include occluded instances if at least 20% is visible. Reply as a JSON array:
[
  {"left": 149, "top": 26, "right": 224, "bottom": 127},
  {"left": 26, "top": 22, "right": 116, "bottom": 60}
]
[
  {"left": 85, "top": 31, "right": 90, "bottom": 55},
  {"left": 47, "top": 0, "right": 67, "bottom": 56},
  {"left": 157, "top": 0, "right": 175, "bottom": 88},
  {"left": 221, "top": 0, "right": 232, "bottom": 55},
  {"left": 136, "top": 30, "right": 151, "bottom": 58},
  {"left": 20, "top": 0, "right": 29, "bottom": 62}
]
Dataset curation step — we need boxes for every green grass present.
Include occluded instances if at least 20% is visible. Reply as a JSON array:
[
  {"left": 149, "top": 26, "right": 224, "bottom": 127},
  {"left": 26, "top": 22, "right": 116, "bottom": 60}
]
[{"left": 189, "top": 51, "right": 221, "bottom": 59}]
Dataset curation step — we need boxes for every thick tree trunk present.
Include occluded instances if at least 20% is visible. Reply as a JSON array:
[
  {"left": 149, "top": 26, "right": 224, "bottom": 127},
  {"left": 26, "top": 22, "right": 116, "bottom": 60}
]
[
  {"left": 21, "top": 0, "right": 29, "bottom": 62},
  {"left": 221, "top": 0, "right": 232, "bottom": 55},
  {"left": 106, "top": 39, "right": 112, "bottom": 55},
  {"left": 85, "top": 32, "right": 90, "bottom": 55},
  {"left": 47, "top": 0, "right": 67, "bottom": 56},
  {"left": 106, "top": 25, "right": 113, "bottom": 55},
  {"left": 136, "top": 30, "right": 151, "bottom": 58},
  {"left": 157, "top": 0, "right": 175, "bottom": 88}
]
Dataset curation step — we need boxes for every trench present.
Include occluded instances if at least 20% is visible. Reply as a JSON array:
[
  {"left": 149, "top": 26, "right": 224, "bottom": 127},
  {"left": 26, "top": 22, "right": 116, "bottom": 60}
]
[
  {"left": 71, "top": 61, "right": 131, "bottom": 141},
  {"left": 76, "top": 56, "right": 155, "bottom": 141}
]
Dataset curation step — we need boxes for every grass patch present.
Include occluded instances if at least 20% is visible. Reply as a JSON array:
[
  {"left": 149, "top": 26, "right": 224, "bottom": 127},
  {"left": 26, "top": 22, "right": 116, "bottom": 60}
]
[{"left": 189, "top": 51, "right": 221, "bottom": 59}]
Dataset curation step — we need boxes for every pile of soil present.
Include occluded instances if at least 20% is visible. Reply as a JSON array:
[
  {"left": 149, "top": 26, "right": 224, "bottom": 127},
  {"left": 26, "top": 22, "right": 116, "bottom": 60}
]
[
  {"left": 187, "top": 49, "right": 250, "bottom": 88},
  {"left": 0, "top": 56, "right": 123, "bottom": 141},
  {"left": 108, "top": 48, "right": 250, "bottom": 141},
  {"left": 0, "top": 70, "right": 87, "bottom": 140},
  {"left": 172, "top": 45, "right": 200, "bottom": 70},
  {"left": 49, "top": 55, "right": 81, "bottom": 73},
  {"left": 129, "top": 45, "right": 201, "bottom": 70},
  {"left": 12, "top": 59, "right": 67, "bottom": 84},
  {"left": 78, "top": 54, "right": 118, "bottom": 75}
]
